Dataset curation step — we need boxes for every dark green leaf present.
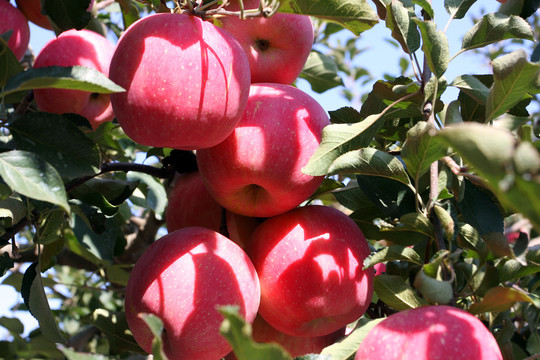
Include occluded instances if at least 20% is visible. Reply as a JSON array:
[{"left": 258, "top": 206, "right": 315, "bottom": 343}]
[
  {"left": 413, "top": 0, "right": 434, "bottom": 19},
  {"left": 0, "top": 35, "right": 23, "bottom": 87},
  {"left": 461, "top": 13, "right": 534, "bottom": 51},
  {"left": 21, "top": 262, "right": 66, "bottom": 344},
  {"left": 444, "top": 0, "right": 477, "bottom": 19},
  {"left": 413, "top": 19, "right": 449, "bottom": 77},
  {"left": 366, "top": 245, "right": 423, "bottom": 267},
  {"left": 299, "top": 51, "right": 344, "bottom": 93},
  {"left": 327, "top": 148, "right": 412, "bottom": 187},
  {"left": 486, "top": 50, "right": 540, "bottom": 121},
  {"left": 0, "top": 316, "right": 24, "bottom": 335},
  {"left": 219, "top": 306, "right": 292, "bottom": 360},
  {"left": 386, "top": 1, "right": 420, "bottom": 54},
  {"left": 402, "top": 121, "right": 449, "bottom": 182},
  {"left": 127, "top": 173, "right": 167, "bottom": 220},
  {"left": 41, "top": 0, "right": 92, "bottom": 32},
  {"left": 279, "top": 0, "right": 379, "bottom": 36},
  {"left": 329, "top": 106, "right": 363, "bottom": 124},
  {"left": 72, "top": 214, "right": 120, "bottom": 263},
  {"left": 457, "top": 222, "right": 487, "bottom": 255},
  {"left": 470, "top": 286, "right": 540, "bottom": 314},
  {"left": 458, "top": 180, "right": 504, "bottom": 235},
  {"left": 0, "top": 196, "right": 26, "bottom": 229},
  {"left": 85, "top": 309, "right": 145, "bottom": 355},
  {"left": 1, "top": 66, "right": 125, "bottom": 97},
  {"left": 0, "top": 151, "right": 70, "bottom": 213},
  {"left": 355, "top": 175, "right": 417, "bottom": 219},
  {"left": 0, "top": 253, "right": 14, "bottom": 277},
  {"left": 320, "top": 317, "right": 384, "bottom": 360},
  {"left": 10, "top": 112, "right": 101, "bottom": 181},
  {"left": 451, "top": 75, "right": 490, "bottom": 104},
  {"left": 374, "top": 274, "right": 428, "bottom": 310},
  {"left": 302, "top": 114, "right": 385, "bottom": 176}
]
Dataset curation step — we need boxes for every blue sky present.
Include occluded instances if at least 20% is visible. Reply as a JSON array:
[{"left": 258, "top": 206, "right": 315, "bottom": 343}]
[{"left": 1, "top": 0, "right": 506, "bottom": 340}]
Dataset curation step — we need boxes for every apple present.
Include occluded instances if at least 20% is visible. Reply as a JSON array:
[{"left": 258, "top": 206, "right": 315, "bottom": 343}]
[
  {"left": 220, "top": 0, "right": 314, "bottom": 84},
  {"left": 15, "top": 0, "right": 95, "bottom": 31},
  {"left": 374, "top": 262, "right": 386, "bottom": 276},
  {"left": 355, "top": 305, "right": 503, "bottom": 359},
  {"left": 196, "top": 83, "right": 330, "bottom": 218},
  {"left": 226, "top": 315, "right": 345, "bottom": 359},
  {"left": 245, "top": 205, "right": 374, "bottom": 337},
  {"left": 0, "top": 0, "right": 30, "bottom": 60},
  {"left": 165, "top": 171, "right": 262, "bottom": 248},
  {"left": 124, "top": 227, "right": 261, "bottom": 360},
  {"left": 32, "top": 29, "right": 116, "bottom": 129},
  {"left": 166, "top": 171, "right": 223, "bottom": 234},
  {"left": 109, "top": 13, "right": 251, "bottom": 150}
]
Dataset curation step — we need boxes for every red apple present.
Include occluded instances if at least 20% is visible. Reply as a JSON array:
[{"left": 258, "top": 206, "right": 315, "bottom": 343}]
[
  {"left": 125, "top": 227, "right": 261, "bottom": 360},
  {"left": 226, "top": 315, "right": 345, "bottom": 359},
  {"left": 220, "top": 0, "right": 314, "bottom": 84},
  {"left": 165, "top": 171, "right": 261, "bottom": 248},
  {"left": 0, "top": 0, "right": 30, "bottom": 60},
  {"left": 166, "top": 171, "right": 223, "bottom": 234},
  {"left": 32, "top": 29, "right": 116, "bottom": 129},
  {"left": 15, "top": 0, "right": 95, "bottom": 30},
  {"left": 374, "top": 262, "right": 386, "bottom": 276},
  {"left": 355, "top": 305, "right": 503, "bottom": 359},
  {"left": 196, "top": 83, "right": 330, "bottom": 218},
  {"left": 246, "top": 205, "right": 374, "bottom": 337},
  {"left": 109, "top": 13, "right": 251, "bottom": 150}
]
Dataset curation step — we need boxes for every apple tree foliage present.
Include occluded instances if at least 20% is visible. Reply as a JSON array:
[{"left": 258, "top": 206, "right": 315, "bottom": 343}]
[{"left": 0, "top": 0, "right": 539, "bottom": 359}]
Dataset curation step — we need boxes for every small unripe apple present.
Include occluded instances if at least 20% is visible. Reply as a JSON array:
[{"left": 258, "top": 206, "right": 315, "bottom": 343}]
[
  {"left": 109, "top": 13, "right": 251, "bottom": 150},
  {"left": 220, "top": 0, "right": 314, "bottom": 84},
  {"left": 0, "top": 0, "right": 30, "bottom": 60},
  {"left": 246, "top": 205, "right": 374, "bottom": 337},
  {"left": 197, "top": 83, "right": 330, "bottom": 218},
  {"left": 355, "top": 305, "right": 503, "bottom": 359},
  {"left": 33, "top": 29, "right": 116, "bottom": 129},
  {"left": 125, "top": 227, "right": 261, "bottom": 360}
]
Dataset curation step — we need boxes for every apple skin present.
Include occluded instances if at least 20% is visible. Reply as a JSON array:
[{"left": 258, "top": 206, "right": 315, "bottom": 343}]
[
  {"left": 373, "top": 262, "right": 386, "bottom": 276},
  {"left": 0, "top": 0, "right": 30, "bottom": 60},
  {"left": 226, "top": 315, "right": 345, "bottom": 359},
  {"left": 196, "top": 83, "right": 330, "bottom": 218},
  {"left": 165, "top": 171, "right": 262, "bottom": 248},
  {"left": 245, "top": 205, "right": 374, "bottom": 337},
  {"left": 109, "top": 13, "right": 251, "bottom": 150},
  {"left": 355, "top": 305, "right": 503, "bottom": 360},
  {"left": 124, "top": 227, "right": 261, "bottom": 360},
  {"left": 32, "top": 29, "right": 116, "bottom": 129},
  {"left": 220, "top": 0, "right": 314, "bottom": 84}
]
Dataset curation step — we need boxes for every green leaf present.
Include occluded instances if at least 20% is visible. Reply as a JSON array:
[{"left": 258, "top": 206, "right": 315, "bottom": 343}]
[
  {"left": 366, "top": 245, "right": 424, "bottom": 267},
  {"left": 85, "top": 309, "right": 145, "bottom": 355},
  {"left": 10, "top": 112, "right": 101, "bottom": 181},
  {"left": 401, "top": 121, "right": 449, "bottom": 182},
  {"left": 413, "top": 0, "right": 434, "bottom": 19},
  {"left": 486, "top": 50, "right": 540, "bottom": 121},
  {"left": 458, "top": 180, "right": 504, "bottom": 235},
  {"left": 21, "top": 262, "right": 66, "bottom": 344},
  {"left": 279, "top": 0, "right": 379, "bottom": 36},
  {"left": 72, "top": 214, "right": 120, "bottom": 263},
  {"left": 0, "top": 150, "right": 70, "bottom": 213},
  {"left": 219, "top": 305, "right": 292, "bottom": 360},
  {"left": 60, "top": 348, "right": 111, "bottom": 360},
  {"left": 461, "top": 13, "right": 534, "bottom": 52},
  {"left": 299, "top": 51, "right": 344, "bottom": 93},
  {"left": 444, "top": 0, "right": 477, "bottom": 19},
  {"left": 499, "top": 259, "right": 540, "bottom": 283},
  {"left": 413, "top": 19, "right": 449, "bottom": 78},
  {"left": 327, "top": 148, "right": 412, "bottom": 186},
  {"left": 457, "top": 222, "right": 487, "bottom": 255},
  {"left": 378, "top": 212, "right": 434, "bottom": 239},
  {"left": 0, "top": 196, "right": 26, "bottom": 228},
  {"left": 1, "top": 66, "right": 125, "bottom": 97},
  {"left": 41, "top": 0, "right": 92, "bottom": 32},
  {"left": 138, "top": 313, "right": 169, "bottom": 360},
  {"left": 374, "top": 274, "right": 429, "bottom": 310},
  {"left": 320, "top": 317, "right": 384, "bottom": 360},
  {"left": 127, "top": 173, "right": 167, "bottom": 220},
  {"left": 355, "top": 175, "right": 417, "bottom": 219},
  {"left": 386, "top": 1, "right": 420, "bottom": 54},
  {"left": 0, "top": 253, "right": 14, "bottom": 277},
  {"left": 450, "top": 75, "right": 490, "bottom": 104},
  {"left": 302, "top": 114, "right": 385, "bottom": 176},
  {"left": 0, "top": 35, "right": 23, "bottom": 88},
  {"left": 0, "top": 316, "right": 24, "bottom": 335},
  {"left": 469, "top": 286, "right": 540, "bottom": 314}
]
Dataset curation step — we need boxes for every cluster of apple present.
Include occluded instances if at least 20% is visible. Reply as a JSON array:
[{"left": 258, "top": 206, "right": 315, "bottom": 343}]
[{"left": 113, "top": 1, "right": 376, "bottom": 358}]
